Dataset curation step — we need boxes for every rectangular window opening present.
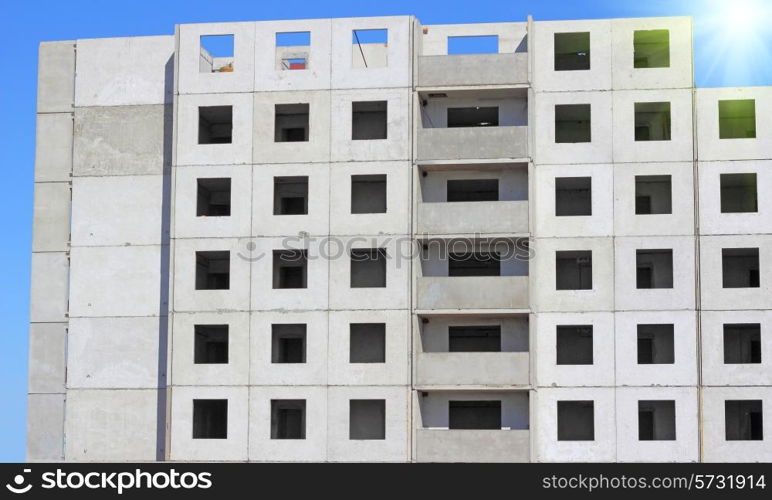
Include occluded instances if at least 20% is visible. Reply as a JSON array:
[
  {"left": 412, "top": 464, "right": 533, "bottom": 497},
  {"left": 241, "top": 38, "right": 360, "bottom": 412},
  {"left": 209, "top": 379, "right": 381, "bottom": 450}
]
[
  {"left": 557, "top": 401, "right": 594, "bottom": 441},
  {"left": 352, "top": 29, "right": 388, "bottom": 68},
  {"left": 556, "top": 325, "right": 593, "bottom": 365},
  {"left": 635, "top": 102, "right": 671, "bottom": 141},
  {"left": 637, "top": 324, "right": 675, "bottom": 364},
  {"left": 447, "top": 107, "right": 499, "bottom": 128},
  {"left": 349, "top": 400, "right": 386, "bottom": 440},
  {"left": 192, "top": 399, "right": 228, "bottom": 439},
  {"left": 636, "top": 249, "right": 674, "bottom": 289},
  {"left": 635, "top": 175, "right": 672, "bottom": 215},
  {"left": 554, "top": 32, "right": 590, "bottom": 71},
  {"left": 350, "top": 248, "right": 387, "bottom": 288},
  {"left": 719, "top": 99, "right": 756, "bottom": 139},
  {"left": 198, "top": 106, "right": 233, "bottom": 144},
  {"left": 634, "top": 29, "right": 670, "bottom": 68},
  {"left": 272, "top": 249, "right": 308, "bottom": 289},
  {"left": 449, "top": 401, "right": 501, "bottom": 430},
  {"left": 722, "top": 248, "right": 760, "bottom": 288},
  {"left": 447, "top": 35, "right": 499, "bottom": 55},
  {"left": 273, "top": 176, "right": 308, "bottom": 215},
  {"left": 555, "top": 104, "right": 591, "bottom": 143},
  {"left": 350, "top": 323, "right": 386, "bottom": 363},
  {"left": 447, "top": 179, "right": 499, "bottom": 202},
  {"left": 555, "top": 176, "right": 591, "bottom": 216},
  {"left": 195, "top": 251, "right": 230, "bottom": 290},
  {"left": 276, "top": 31, "right": 310, "bottom": 70},
  {"left": 638, "top": 400, "right": 676, "bottom": 441},
  {"left": 448, "top": 325, "right": 502, "bottom": 352},
  {"left": 556, "top": 250, "right": 592, "bottom": 290},
  {"left": 194, "top": 325, "right": 229, "bottom": 364},
  {"left": 196, "top": 178, "right": 231, "bottom": 217},
  {"left": 271, "top": 400, "right": 306, "bottom": 439},
  {"left": 351, "top": 174, "right": 387, "bottom": 214},
  {"left": 200, "top": 34, "right": 234, "bottom": 73},
  {"left": 271, "top": 324, "right": 307, "bottom": 364},
  {"left": 720, "top": 173, "right": 758, "bottom": 213},
  {"left": 723, "top": 323, "right": 762, "bottom": 364},
  {"left": 275, "top": 103, "right": 309, "bottom": 142},
  {"left": 725, "top": 400, "right": 763, "bottom": 440},
  {"left": 352, "top": 101, "right": 387, "bottom": 140}
]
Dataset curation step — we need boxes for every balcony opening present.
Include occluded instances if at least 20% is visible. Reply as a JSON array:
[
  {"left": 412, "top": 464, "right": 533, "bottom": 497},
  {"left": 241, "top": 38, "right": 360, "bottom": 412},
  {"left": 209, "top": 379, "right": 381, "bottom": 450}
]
[
  {"left": 448, "top": 325, "right": 501, "bottom": 352},
  {"left": 351, "top": 174, "right": 387, "bottom": 214},
  {"left": 447, "top": 35, "right": 499, "bottom": 55},
  {"left": 276, "top": 31, "right": 310, "bottom": 70},
  {"left": 556, "top": 325, "right": 593, "bottom": 365},
  {"left": 719, "top": 99, "right": 756, "bottom": 139},
  {"left": 199, "top": 34, "right": 234, "bottom": 73},
  {"left": 350, "top": 323, "right": 386, "bottom": 363},
  {"left": 633, "top": 29, "right": 670, "bottom": 68},
  {"left": 198, "top": 106, "right": 232, "bottom": 144},
  {"left": 194, "top": 325, "right": 229, "bottom": 364},
  {"left": 555, "top": 104, "right": 591, "bottom": 143},
  {"left": 273, "top": 176, "right": 308, "bottom": 215},
  {"left": 272, "top": 250, "right": 307, "bottom": 289},
  {"left": 448, "top": 251, "right": 500, "bottom": 277},
  {"left": 720, "top": 173, "right": 758, "bottom": 213},
  {"left": 554, "top": 32, "right": 590, "bottom": 71},
  {"left": 449, "top": 401, "right": 501, "bottom": 430},
  {"left": 637, "top": 324, "right": 675, "bottom": 364},
  {"left": 196, "top": 178, "right": 231, "bottom": 217},
  {"left": 447, "top": 179, "right": 499, "bottom": 202},
  {"left": 635, "top": 175, "right": 672, "bottom": 215},
  {"left": 556, "top": 250, "right": 592, "bottom": 290},
  {"left": 725, "top": 400, "right": 763, "bottom": 440},
  {"left": 271, "top": 324, "right": 307, "bottom": 364},
  {"left": 638, "top": 400, "right": 676, "bottom": 441},
  {"left": 192, "top": 399, "right": 227, "bottom": 439},
  {"left": 635, "top": 102, "right": 671, "bottom": 141},
  {"left": 195, "top": 251, "right": 230, "bottom": 290},
  {"left": 350, "top": 248, "right": 387, "bottom": 288},
  {"left": 636, "top": 249, "right": 673, "bottom": 289},
  {"left": 349, "top": 400, "right": 386, "bottom": 440},
  {"left": 271, "top": 400, "right": 306, "bottom": 439},
  {"left": 352, "top": 101, "right": 387, "bottom": 140},
  {"left": 352, "top": 29, "right": 388, "bottom": 68},
  {"left": 555, "top": 176, "right": 591, "bottom": 216},
  {"left": 722, "top": 248, "right": 760, "bottom": 288},
  {"left": 724, "top": 323, "right": 762, "bottom": 364},
  {"left": 557, "top": 401, "right": 594, "bottom": 441},
  {"left": 274, "top": 103, "right": 309, "bottom": 142},
  {"left": 447, "top": 107, "right": 499, "bottom": 128}
]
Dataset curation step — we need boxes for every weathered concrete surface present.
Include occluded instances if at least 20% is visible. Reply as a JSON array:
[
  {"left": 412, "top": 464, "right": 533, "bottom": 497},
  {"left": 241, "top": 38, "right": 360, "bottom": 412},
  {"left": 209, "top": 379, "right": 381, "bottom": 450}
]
[
  {"left": 27, "top": 394, "right": 65, "bottom": 461},
  {"left": 416, "top": 429, "right": 530, "bottom": 462},
  {"left": 416, "top": 352, "right": 529, "bottom": 387},
  {"left": 32, "top": 182, "right": 71, "bottom": 252},
  {"left": 417, "top": 126, "right": 527, "bottom": 161},
  {"left": 418, "top": 53, "right": 528, "bottom": 88},
  {"left": 417, "top": 200, "right": 529, "bottom": 235},
  {"left": 29, "top": 252, "right": 69, "bottom": 323},
  {"left": 34, "top": 113, "right": 73, "bottom": 182},
  {"left": 28, "top": 323, "right": 66, "bottom": 394},
  {"left": 417, "top": 276, "right": 529, "bottom": 310},
  {"left": 73, "top": 105, "right": 170, "bottom": 176},
  {"left": 37, "top": 41, "right": 75, "bottom": 112}
]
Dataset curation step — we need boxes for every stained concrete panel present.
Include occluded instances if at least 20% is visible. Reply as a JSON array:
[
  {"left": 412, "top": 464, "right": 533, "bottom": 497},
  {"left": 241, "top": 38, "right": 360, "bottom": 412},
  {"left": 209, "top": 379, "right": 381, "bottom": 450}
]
[
  {"left": 37, "top": 41, "right": 75, "bottom": 113},
  {"left": 27, "top": 393, "right": 65, "bottom": 461},
  {"left": 69, "top": 245, "right": 164, "bottom": 318},
  {"left": 65, "top": 389, "right": 158, "bottom": 461},
  {"left": 28, "top": 323, "right": 66, "bottom": 394},
  {"left": 35, "top": 113, "right": 73, "bottom": 182},
  {"left": 73, "top": 104, "right": 170, "bottom": 177},
  {"left": 74, "top": 36, "right": 174, "bottom": 107},
  {"left": 71, "top": 175, "right": 165, "bottom": 246},
  {"left": 327, "top": 386, "right": 409, "bottom": 462},
  {"left": 67, "top": 317, "right": 161, "bottom": 389},
  {"left": 32, "top": 182, "right": 71, "bottom": 252},
  {"left": 29, "top": 252, "right": 69, "bottom": 323}
]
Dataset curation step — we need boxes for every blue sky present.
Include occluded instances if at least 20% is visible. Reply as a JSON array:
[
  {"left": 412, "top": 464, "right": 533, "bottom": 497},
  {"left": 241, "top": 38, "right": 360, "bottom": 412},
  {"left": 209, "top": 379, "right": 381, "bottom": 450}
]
[{"left": 0, "top": 0, "right": 770, "bottom": 462}]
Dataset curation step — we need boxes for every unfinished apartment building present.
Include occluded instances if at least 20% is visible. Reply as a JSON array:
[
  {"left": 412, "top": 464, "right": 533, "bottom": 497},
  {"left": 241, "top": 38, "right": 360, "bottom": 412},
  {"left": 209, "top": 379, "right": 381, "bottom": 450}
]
[{"left": 28, "top": 14, "right": 771, "bottom": 462}]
